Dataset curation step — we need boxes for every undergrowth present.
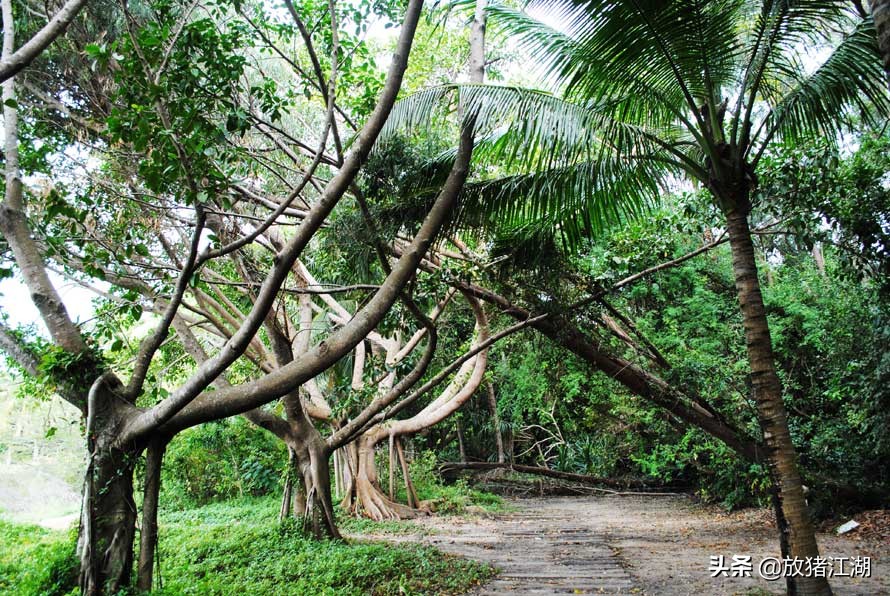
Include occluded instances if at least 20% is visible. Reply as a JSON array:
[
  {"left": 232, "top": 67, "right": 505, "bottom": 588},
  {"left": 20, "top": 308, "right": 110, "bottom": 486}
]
[
  {"left": 0, "top": 519, "right": 78, "bottom": 595},
  {"left": 0, "top": 495, "right": 494, "bottom": 596}
]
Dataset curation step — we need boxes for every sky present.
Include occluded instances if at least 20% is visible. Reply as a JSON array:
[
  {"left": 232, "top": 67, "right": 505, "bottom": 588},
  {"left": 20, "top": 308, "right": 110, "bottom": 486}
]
[{"left": 0, "top": 271, "right": 100, "bottom": 335}]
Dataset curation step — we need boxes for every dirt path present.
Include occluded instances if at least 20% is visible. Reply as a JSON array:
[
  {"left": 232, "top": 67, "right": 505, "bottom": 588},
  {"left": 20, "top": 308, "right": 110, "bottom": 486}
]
[{"left": 378, "top": 495, "right": 888, "bottom": 595}]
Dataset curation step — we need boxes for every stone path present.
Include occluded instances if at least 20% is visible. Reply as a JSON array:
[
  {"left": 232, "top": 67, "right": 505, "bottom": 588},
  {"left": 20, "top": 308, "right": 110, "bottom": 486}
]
[
  {"left": 376, "top": 495, "right": 888, "bottom": 595},
  {"left": 415, "top": 498, "right": 637, "bottom": 595}
]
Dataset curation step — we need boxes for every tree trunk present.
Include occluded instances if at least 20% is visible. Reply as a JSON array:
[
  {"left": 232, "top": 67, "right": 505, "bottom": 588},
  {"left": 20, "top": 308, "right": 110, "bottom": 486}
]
[
  {"left": 137, "top": 437, "right": 168, "bottom": 592},
  {"left": 486, "top": 381, "right": 506, "bottom": 463},
  {"left": 769, "top": 484, "right": 795, "bottom": 595},
  {"left": 388, "top": 434, "right": 396, "bottom": 500},
  {"left": 300, "top": 440, "right": 340, "bottom": 539},
  {"left": 280, "top": 448, "right": 297, "bottom": 521},
  {"left": 725, "top": 208, "right": 831, "bottom": 596},
  {"left": 395, "top": 438, "right": 419, "bottom": 508},
  {"left": 873, "top": 0, "right": 890, "bottom": 88},
  {"left": 79, "top": 446, "right": 137, "bottom": 595},
  {"left": 812, "top": 243, "right": 825, "bottom": 276},
  {"left": 349, "top": 433, "right": 419, "bottom": 520},
  {"left": 78, "top": 376, "right": 140, "bottom": 596},
  {"left": 288, "top": 408, "right": 340, "bottom": 539},
  {"left": 339, "top": 442, "right": 358, "bottom": 511},
  {"left": 79, "top": 439, "right": 138, "bottom": 594},
  {"left": 456, "top": 418, "right": 467, "bottom": 464}
]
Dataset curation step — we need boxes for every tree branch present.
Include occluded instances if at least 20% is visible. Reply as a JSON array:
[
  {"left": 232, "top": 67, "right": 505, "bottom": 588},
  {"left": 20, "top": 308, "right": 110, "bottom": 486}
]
[{"left": 0, "top": 0, "right": 88, "bottom": 83}]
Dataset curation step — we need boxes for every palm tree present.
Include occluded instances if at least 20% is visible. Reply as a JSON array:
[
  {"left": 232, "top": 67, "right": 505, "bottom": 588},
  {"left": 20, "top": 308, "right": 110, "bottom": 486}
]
[{"left": 384, "top": 1, "right": 888, "bottom": 594}]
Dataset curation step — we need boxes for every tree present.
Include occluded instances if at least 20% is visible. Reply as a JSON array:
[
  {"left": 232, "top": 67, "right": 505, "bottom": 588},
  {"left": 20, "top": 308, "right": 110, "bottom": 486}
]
[
  {"left": 389, "top": 1, "right": 888, "bottom": 593},
  {"left": 0, "top": 0, "right": 489, "bottom": 589}
]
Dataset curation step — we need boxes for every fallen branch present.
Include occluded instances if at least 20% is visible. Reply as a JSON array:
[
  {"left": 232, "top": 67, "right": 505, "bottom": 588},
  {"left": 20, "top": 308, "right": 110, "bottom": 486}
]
[
  {"left": 439, "top": 462, "right": 668, "bottom": 491},
  {"left": 473, "top": 476, "right": 684, "bottom": 498}
]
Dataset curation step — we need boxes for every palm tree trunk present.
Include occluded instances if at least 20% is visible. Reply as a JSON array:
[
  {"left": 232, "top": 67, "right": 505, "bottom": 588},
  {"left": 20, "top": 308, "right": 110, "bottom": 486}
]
[
  {"left": 725, "top": 208, "right": 831, "bottom": 596},
  {"left": 873, "top": 0, "right": 890, "bottom": 87}
]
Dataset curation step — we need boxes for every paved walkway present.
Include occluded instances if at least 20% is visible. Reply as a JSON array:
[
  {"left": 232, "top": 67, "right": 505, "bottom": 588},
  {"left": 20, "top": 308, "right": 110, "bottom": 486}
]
[
  {"left": 418, "top": 498, "right": 637, "bottom": 595},
  {"left": 373, "top": 494, "right": 888, "bottom": 595}
]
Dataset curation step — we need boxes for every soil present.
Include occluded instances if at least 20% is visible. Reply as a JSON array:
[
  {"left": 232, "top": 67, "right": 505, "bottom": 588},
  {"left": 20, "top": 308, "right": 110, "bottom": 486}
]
[{"left": 371, "top": 495, "right": 888, "bottom": 595}]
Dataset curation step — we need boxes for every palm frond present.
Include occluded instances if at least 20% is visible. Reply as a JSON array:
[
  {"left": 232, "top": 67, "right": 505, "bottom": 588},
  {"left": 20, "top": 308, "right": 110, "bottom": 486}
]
[
  {"left": 455, "top": 156, "right": 669, "bottom": 248},
  {"left": 379, "top": 83, "right": 683, "bottom": 171},
  {"left": 376, "top": 83, "right": 682, "bottom": 244},
  {"left": 487, "top": 0, "right": 745, "bottom": 130},
  {"left": 752, "top": 17, "right": 890, "bottom": 159},
  {"left": 733, "top": 0, "right": 863, "bottom": 144},
  {"left": 379, "top": 85, "right": 454, "bottom": 143}
]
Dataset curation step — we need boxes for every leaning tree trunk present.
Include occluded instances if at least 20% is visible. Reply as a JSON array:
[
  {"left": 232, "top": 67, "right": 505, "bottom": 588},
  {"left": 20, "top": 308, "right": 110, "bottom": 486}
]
[
  {"left": 725, "top": 208, "right": 831, "bottom": 596},
  {"left": 78, "top": 378, "right": 140, "bottom": 595}
]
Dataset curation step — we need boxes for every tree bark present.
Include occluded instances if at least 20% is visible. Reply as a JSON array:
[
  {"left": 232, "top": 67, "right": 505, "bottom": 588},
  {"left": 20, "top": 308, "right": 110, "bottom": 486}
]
[
  {"left": 290, "top": 407, "right": 340, "bottom": 539},
  {"left": 78, "top": 376, "right": 139, "bottom": 596},
  {"left": 486, "top": 381, "right": 506, "bottom": 463},
  {"left": 873, "top": 0, "right": 890, "bottom": 88},
  {"left": 812, "top": 242, "right": 825, "bottom": 276},
  {"left": 456, "top": 418, "right": 467, "bottom": 464},
  {"left": 347, "top": 433, "right": 419, "bottom": 520},
  {"left": 0, "top": 0, "right": 90, "bottom": 83},
  {"left": 725, "top": 208, "right": 831, "bottom": 596},
  {"left": 280, "top": 448, "right": 297, "bottom": 521},
  {"left": 388, "top": 434, "right": 396, "bottom": 500},
  {"left": 137, "top": 437, "right": 168, "bottom": 592},
  {"left": 297, "top": 444, "right": 339, "bottom": 539},
  {"left": 396, "top": 438, "right": 419, "bottom": 508}
]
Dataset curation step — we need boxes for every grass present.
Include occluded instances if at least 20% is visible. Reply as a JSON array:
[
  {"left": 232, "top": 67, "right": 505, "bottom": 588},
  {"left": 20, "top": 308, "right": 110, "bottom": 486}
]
[
  {"left": 0, "top": 519, "right": 78, "bottom": 596},
  {"left": 337, "top": 513, "right": 425, "bottom": 535},
  {"left": 0, "top": 496, "right": 495, "bottom": 595}
]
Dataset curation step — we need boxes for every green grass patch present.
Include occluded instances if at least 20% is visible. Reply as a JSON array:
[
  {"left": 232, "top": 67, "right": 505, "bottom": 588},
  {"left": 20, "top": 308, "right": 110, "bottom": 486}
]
[
  {"left": 0, "top": 519, "right": 78, "bottom": 596},
  {"left": 336, "top": 514, "right": 424, "bottom": 536},
  {"left": 155, "top": 496, "right": 493, "bottom": 595},
  {"left": 1, "top": 496, "right": 495, "bottom": 595}
]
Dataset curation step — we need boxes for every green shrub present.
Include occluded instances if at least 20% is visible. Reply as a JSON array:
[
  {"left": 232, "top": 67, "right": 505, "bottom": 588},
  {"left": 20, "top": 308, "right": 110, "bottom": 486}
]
[
  {"left": 160, "top": 418, "right": 286, "bottom": 508},
  {"left": 405, "top": 451, "right": 503, "bottom": 514}
]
